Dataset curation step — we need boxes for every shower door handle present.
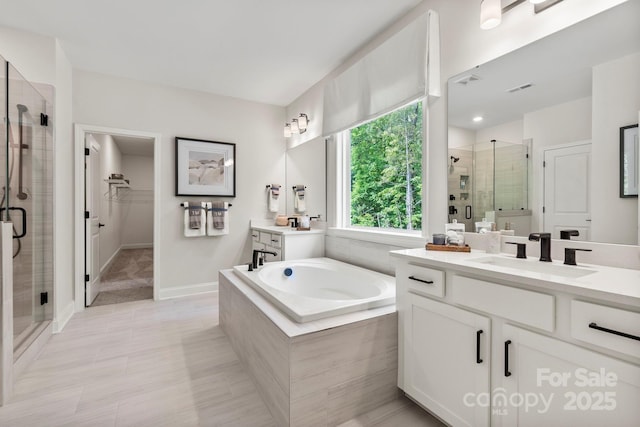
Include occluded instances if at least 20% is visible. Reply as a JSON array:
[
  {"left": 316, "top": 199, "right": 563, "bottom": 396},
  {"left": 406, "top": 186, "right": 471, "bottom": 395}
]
[
  {"left": 0, "top": 207, "right": 27, "bottom": 239},
  {"left": 98, "top": 223, "right": 105, "bottom": 228}
]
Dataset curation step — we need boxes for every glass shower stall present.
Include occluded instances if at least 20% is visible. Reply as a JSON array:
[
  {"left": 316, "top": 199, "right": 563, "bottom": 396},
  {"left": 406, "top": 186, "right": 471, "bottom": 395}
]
[{"left": 1, "top": 54, "right": 54, "bottom": 400}]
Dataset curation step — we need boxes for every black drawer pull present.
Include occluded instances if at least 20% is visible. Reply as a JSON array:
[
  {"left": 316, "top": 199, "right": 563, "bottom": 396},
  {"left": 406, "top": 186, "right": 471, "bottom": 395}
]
[
  {"left": 476, "top": 330, "right": 483, "bottom": 364},
  {"left": 408, "top": 275, "right": 434, "bottom": 285},
  {"left": 589, "top": 322, "right": 640, "bottom": 341},
  {"left": 504, "top": 340, "right": 512, "bottom": 377}
]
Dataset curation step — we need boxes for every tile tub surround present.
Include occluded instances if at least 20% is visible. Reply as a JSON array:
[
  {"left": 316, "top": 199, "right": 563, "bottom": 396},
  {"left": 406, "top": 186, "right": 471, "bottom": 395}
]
[{"left": 219, "top": 269, "right": 400, "bottom": 426}]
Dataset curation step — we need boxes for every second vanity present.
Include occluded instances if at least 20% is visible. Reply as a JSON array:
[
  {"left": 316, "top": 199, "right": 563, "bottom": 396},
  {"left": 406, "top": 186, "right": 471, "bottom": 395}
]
[
  {"left": 250, "top": 223, "right": 325, "bottom": 262},
  {"left": 391, "top": 248, "right": 640, "bottom": 427}
]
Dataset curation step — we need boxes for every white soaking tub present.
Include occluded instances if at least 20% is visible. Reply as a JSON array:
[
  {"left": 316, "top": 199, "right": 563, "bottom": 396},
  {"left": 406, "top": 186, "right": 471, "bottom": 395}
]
[{"left": 232, "top": 257, "right": 395, "bottom": 322}]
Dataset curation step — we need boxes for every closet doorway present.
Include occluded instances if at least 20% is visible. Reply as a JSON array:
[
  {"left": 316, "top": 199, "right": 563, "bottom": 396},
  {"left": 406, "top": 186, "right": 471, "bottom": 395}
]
[{"left": 74, "top": 125, "right": 161, "bottom": 311}]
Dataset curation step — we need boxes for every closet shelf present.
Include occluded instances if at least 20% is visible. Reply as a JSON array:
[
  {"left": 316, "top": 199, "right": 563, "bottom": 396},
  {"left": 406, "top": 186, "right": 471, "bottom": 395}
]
[{"left": 105, "top": 178, "right": 130, "bottom": 188}]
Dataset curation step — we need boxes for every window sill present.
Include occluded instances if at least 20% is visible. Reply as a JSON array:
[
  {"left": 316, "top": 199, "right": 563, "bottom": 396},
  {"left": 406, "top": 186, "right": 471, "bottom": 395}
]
[{"left": 326, "top": 227, "right": 425, "bottom": 248}]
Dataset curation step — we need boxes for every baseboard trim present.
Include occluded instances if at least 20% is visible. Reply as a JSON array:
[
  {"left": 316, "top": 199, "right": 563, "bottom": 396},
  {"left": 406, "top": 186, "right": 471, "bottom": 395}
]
[
  {"left": 121, "top": 243, "right": 153, "bottom": 249},
  {"left": 158, "top": 282, "right": 218, "bottom": 300},
  {"left": 53, "top": 300, "right": 75, "bottom": 333},
  {"left": 100, "top": 246, "right": 122, "bottom": 275}
]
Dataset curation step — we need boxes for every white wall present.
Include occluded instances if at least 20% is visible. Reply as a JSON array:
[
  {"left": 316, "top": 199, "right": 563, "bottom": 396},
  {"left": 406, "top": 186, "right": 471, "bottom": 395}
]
[
  {"left": 591, "top": 52, "right": 640, "bottom": 244},
  {"left": 94, "top": 133, "right": 123, "bottom": 269},
  {"left": 73, "top": 70, "right": 285, "bottom": 292},
  {"left": 448, "top": 126, "right": 475, "bottom": 149},
  {"left": 476, "top": 119, "right": 523, "bottom": 145},
  {"left": 120, "top": 154, "right": 154, "bottom": 247}
]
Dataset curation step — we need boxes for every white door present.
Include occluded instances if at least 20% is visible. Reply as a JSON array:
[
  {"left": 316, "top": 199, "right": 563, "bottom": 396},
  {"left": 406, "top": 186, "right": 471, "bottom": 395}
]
[
  {"left": 500, "top": 324, "right": 640, "bottom": 427},
  {"left": 85, "top": 138, "right": 101, "bottom": 306},
  {"left": 543, "top": 143, "right": 591, "bottom": 240},
  {"left": 404, "top": 294, "right": 491, "bottom": 427}
]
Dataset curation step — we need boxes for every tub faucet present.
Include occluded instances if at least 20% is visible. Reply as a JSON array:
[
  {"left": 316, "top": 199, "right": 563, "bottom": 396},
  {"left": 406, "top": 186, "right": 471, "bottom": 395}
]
[
  {"left": 528, "top": 233, "right": 552, "bottom": 262},
  {"left": 252, "top": 249, "right": 278, "bottom": 270}
]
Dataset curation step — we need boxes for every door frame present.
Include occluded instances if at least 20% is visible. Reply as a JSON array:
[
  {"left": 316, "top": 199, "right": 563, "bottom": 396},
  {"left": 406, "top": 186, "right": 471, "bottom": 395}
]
[{"left": 74, "top": 124, "right": 161, "bottom": 312}]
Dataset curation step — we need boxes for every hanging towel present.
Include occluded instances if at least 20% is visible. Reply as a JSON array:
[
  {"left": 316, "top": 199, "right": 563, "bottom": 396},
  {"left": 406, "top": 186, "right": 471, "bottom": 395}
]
[
  {"left": 207, "top": 202, "right": 229, "bottom": 236},
  {"left": 183, "top": 202, "right": 206, "bottom": 237},
  {"left": 189, "top": 205, "right": 202, "bottom": 229},
  {"left": 294, "top": 185, "right": 306, "bottom": 213},
  {"left": 268, "top": 184, "right": 281, "bottom": 213}
]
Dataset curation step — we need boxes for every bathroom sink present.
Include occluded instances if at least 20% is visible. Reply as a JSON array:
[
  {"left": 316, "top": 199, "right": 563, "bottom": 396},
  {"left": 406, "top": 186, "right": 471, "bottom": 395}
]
[{"left": 469, "top": 256, "right": 596, "bottom": 278}]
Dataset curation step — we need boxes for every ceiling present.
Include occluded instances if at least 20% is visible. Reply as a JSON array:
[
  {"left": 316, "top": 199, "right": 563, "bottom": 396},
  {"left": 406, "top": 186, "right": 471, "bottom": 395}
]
[
  {"left": 0, "top": 0, "right": 423, "bottom": 106},
  {"left": 112, "top": 135, "right": 154, "bottom": 157},
  {"left": 448, "top": 0, "right": 640, "bottom": 131}
]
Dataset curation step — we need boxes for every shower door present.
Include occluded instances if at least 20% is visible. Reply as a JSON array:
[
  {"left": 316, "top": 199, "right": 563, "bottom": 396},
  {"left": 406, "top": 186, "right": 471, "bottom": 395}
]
[{"left": 1, "top": 56, "right": 54, "bottom": 360}]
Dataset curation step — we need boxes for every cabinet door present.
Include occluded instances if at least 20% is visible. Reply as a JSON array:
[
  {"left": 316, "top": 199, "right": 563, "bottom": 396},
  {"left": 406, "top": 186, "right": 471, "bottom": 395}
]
[
  {"left": 500, "top": 325, "right": 640, "bottom": 427},
  {"left": 404, "top": 293, "right": 491, "bottom": 427}
]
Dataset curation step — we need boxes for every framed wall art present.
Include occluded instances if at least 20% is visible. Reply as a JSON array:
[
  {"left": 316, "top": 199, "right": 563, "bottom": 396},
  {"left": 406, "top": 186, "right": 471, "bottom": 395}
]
[{"left": 175, "top": 137, "right": 236, "bottom": 197}]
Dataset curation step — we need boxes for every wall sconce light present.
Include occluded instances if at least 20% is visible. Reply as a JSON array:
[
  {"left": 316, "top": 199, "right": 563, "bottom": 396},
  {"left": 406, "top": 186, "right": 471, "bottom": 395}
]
[
  {"left": 284, "top": 113, "right": 310, "bottom": 138},
  {"left": 481, "top": 0, "right": 564, "bottom": 30}
]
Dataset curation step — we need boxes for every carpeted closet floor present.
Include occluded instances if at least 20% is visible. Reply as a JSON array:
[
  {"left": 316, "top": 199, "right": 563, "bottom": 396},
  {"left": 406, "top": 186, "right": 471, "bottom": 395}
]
[{"left": 92, "top": 248, "right": 153, "bottom": 306}]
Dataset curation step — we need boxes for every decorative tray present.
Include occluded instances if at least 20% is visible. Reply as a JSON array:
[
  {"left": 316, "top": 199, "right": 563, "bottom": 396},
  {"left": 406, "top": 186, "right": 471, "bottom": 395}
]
[{"left": 425, "top": 243, "right": 471, "bottom": 252}]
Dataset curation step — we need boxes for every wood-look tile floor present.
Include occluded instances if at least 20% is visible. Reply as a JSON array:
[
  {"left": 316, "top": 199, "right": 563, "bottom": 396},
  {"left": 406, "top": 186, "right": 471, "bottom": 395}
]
[{"left": 0, "top": 293, "right": 443, "bottom": 427}]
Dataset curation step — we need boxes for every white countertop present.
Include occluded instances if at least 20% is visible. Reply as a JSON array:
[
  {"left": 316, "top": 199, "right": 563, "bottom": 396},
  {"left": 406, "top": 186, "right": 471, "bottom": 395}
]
[
  {"left": 251, "top": 224, "right": 325, "bottom": 235},
  {"left": 390, "top": 248, "right": 640, "bottom": 307}
]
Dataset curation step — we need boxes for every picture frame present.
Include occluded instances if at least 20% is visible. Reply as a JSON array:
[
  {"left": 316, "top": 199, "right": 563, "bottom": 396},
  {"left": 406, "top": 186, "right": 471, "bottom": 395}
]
[
  {"left": 175, "top": 137, "right": 236, "bottom": 197},
  {"left": 620, "top": 124, "right": 638, "bottom": 198}
]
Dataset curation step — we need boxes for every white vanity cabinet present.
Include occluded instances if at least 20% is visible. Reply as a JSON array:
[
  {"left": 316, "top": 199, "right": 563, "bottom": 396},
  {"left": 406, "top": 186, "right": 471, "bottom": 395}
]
[
  {"left": 499, "top": 324, "right": 640, "bottom": 427},
  {"left": 393, "top": 251, "right": 640, "bottom": 427},
  {"left": 250, "top": 226, "right": 324, "bottom": 262},
  {"left": 403, "top": 292, "right": 491, "bottom": 427}
]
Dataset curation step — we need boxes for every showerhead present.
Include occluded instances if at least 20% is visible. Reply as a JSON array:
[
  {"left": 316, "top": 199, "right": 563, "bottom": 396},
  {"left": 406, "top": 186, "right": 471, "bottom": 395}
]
[
  {"left": 448, "top": 156, "right": 460, "bottom": 174},
  {"left": 16, "top": 104, "right": 28, "bottom": 113},
  {"left": 450, "top": 156, "right": 460, "bottom": 163}
]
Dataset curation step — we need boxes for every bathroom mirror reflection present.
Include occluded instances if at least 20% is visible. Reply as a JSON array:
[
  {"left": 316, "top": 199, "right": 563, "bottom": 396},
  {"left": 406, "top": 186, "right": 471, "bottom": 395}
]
[
  {"left": 285, "top": 137, "right": 327, "bottom": 221},
  {"left": 447, "top": 1, "right": 640, "bottom": 245}
]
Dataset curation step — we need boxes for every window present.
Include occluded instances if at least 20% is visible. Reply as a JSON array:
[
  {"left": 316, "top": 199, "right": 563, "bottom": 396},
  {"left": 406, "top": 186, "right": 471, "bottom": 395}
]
[{"left": 344, "top": 100, "right": 423, "bottom": 231}]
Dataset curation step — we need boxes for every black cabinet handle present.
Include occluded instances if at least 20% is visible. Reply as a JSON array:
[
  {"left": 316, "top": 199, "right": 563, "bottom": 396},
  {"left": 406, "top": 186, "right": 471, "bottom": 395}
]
[
  {"left": 408, "top": 276, "right": 434, "bottom": 285},
  {"left": 504, "top": 340, "right": 512, "bottom": 377},
  {"left": 589, "top": 322, "right": 640, "bottom": 341},
  {"left": 476, "top": 330, "right": 483, "bottom": 364}
]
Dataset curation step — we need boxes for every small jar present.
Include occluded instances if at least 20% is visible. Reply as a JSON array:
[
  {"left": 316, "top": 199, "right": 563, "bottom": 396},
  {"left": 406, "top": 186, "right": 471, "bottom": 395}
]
[{"left": 432, "top": 233, "right": 447, "bottom": 245}]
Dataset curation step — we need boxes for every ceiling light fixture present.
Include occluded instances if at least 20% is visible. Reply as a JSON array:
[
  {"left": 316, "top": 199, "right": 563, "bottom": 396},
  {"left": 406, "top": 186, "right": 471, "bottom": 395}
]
[
  {"left": 284, "top": 113, "right": 310, "bottom": 138},
  {"left": 473, "top": 116, "right": 484, "bottom": 122},
  {"left": 480, "top": 0, "right": 501, "bottom": 30},
  {"left": 481, "top": 0, "right": 564, "bottom": 30}
]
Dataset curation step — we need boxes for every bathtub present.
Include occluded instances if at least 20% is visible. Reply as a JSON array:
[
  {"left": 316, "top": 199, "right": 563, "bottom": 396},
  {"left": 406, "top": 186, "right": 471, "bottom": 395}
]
[{"left": 232, "top": 257, "right": 395, "bottom": 322}]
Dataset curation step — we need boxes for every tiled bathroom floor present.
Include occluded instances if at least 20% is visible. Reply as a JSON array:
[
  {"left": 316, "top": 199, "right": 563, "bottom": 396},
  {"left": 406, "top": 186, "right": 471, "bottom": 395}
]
[
  {"left": 0, "top": 292, "right": 443, "bottom": 426},
  {"left": 92, "top": 248, "right": 153, "bottom": 306}
]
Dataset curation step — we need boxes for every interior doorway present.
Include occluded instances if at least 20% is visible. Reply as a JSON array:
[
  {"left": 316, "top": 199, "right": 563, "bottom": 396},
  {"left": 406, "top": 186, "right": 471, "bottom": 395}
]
[
  {"left": 543, "top": 141, "right": 592, "bottom": 240},
  {"left": 74, "top": 125, "right": 161, "bottom": 312}
]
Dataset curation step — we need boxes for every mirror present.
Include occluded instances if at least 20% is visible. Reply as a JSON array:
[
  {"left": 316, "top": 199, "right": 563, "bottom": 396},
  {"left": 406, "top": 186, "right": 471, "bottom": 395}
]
[
  {"left": 447, "top": 1, "right": 640, "bottom": 245},
  {"left": 285, "top": 137, "right": 327, "bottom": 220}
]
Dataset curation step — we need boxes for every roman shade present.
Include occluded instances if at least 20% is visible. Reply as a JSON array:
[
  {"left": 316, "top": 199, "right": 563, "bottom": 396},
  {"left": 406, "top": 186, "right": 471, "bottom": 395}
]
[{"left": 322, "top": 10, "right": 440, "bottom": 136}]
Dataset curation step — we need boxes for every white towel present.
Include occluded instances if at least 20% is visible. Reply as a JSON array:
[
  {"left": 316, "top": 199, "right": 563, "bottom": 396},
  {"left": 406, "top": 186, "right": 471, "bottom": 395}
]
[
  {"left": 294, "top": 185, "right": 306, "bottom": 213},
  {"left": 268, "top": 184, "right": 280, "bottom": 213},
  {"left": 207, "top": 202, "right": 229, "bottom": 236},
  {"left": 183, "top": 202, "right": 206, "bottom": 237}
]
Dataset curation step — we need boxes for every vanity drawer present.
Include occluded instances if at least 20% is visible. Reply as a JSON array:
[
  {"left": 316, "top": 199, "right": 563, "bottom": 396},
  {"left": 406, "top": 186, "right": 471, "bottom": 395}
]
[
  {"left": 451, "top": 276, "right": 555, "bottom": 332},
  {"left": 397, "top": 263, "right": 445, "bottom": 297},
  {"left": 251, "top": 229, "right": 260, "bottom": 242},
  {"left": 571, "top": 300, "right": 640, "bottom": 359},
  {"left": 268, "top": 234, "right": 282, "bottom": 248},
  {"left": 259, "top": 231, "right": 272, "bottom": 245}
]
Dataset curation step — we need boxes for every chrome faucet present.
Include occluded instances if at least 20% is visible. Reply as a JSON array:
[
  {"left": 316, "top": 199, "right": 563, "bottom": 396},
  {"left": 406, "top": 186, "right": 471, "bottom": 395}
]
[
  {"left": 251, "top": 249, "right": 278, "bottom": 270},
  {"left": 528, "top": 233, "right": 552, "bottom": 262}
]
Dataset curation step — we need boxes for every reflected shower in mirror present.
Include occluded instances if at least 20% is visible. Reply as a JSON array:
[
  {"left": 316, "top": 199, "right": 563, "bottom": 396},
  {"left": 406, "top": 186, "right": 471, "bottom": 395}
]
[{"left": 447, "top": 1, "right": 640, "bottom": 245}]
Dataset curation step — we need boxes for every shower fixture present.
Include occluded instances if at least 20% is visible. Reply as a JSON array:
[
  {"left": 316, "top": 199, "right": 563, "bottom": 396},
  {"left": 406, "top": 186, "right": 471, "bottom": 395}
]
[
  {"left": 17, "top": 104, "right": 29, "bottom": 200},
  {"left": 449, "top": 155, "right": 460, "bottom": 174}
]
